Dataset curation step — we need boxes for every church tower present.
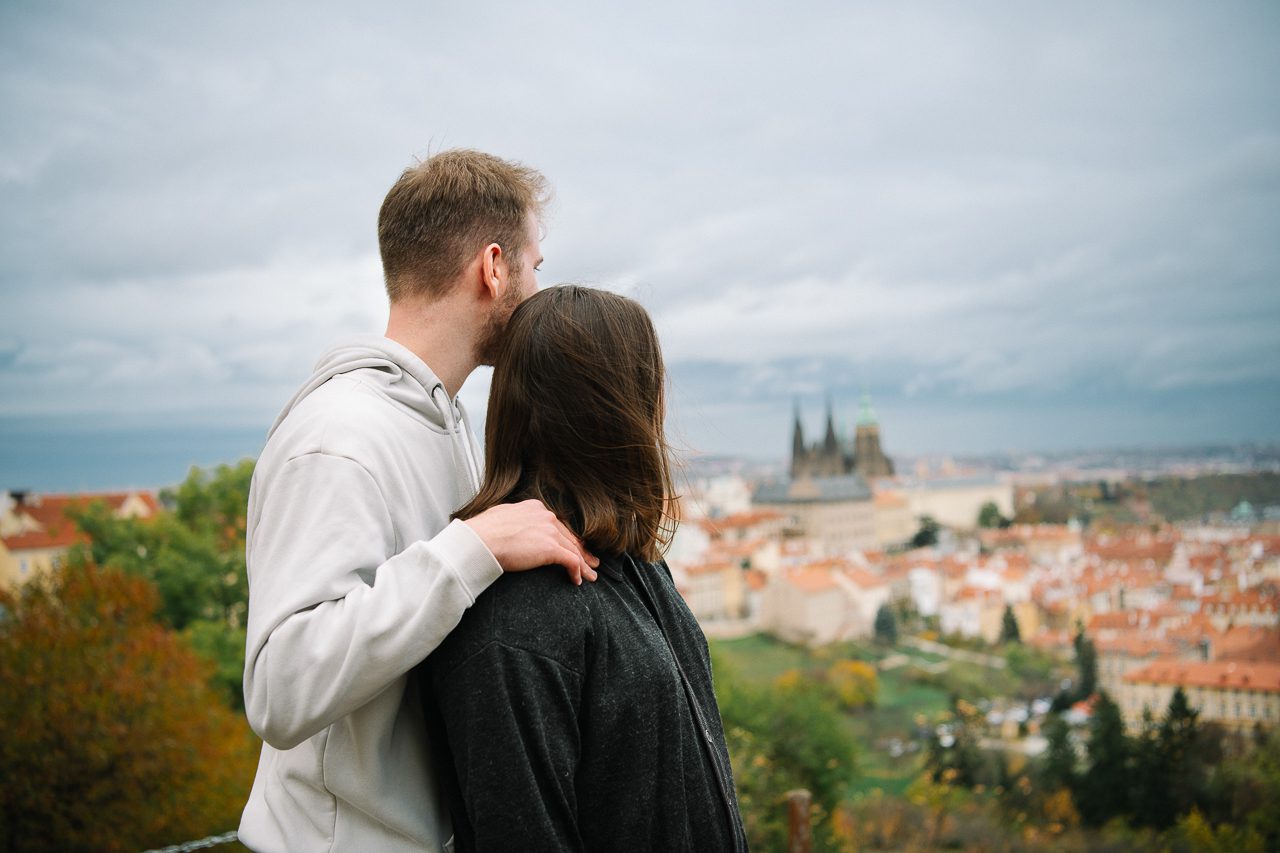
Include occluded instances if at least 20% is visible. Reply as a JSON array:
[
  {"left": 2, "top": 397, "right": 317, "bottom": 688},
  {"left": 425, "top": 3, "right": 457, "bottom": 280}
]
[{"left": 852, "top": 390, "right": 894, "bottom": 479}]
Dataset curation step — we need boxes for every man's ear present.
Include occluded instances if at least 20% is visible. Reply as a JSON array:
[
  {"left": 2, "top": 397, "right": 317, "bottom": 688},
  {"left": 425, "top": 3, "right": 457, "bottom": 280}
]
[{"left": 479, "top": 242, "right": 504, "bottom": 301}]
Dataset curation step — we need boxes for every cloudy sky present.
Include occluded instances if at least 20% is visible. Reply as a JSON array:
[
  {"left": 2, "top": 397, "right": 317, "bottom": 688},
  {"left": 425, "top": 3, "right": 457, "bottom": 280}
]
[{"left": 2, "top": 1, "right": 1278, "bottom": 488}]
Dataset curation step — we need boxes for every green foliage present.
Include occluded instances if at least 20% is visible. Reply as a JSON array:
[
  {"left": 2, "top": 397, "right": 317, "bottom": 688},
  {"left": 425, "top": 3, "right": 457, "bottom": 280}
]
[
  {"left": 977, "top": 501, "right": 1011, "bottom": 529},
  {"left": 923, "top": 700, "right": 1002, "bottom": 790},
  {"left": 1073, "top": 628, "right": 1098, "bottom": 699},
  {"left": 1145, "top": 472, "right": 1280, "bottom": 522},
  {"left": 1203, "top": 727, "right": 1280, "bottom": 849},
  {"left": 999, "top": 604, "right": 1021, "bottom": 645},
  {"left": 1040, "top": 714, "right": 1078, "bottom": 793},
  {"left": 911, "top": 515, "right": 940, "bottom": 548},
  {"left": 1166, "top": 809, "right": 1266, "bottom": 853},
  {"left": 712, "top": 649, "right": 859, "bottom": 851},
  {"left": 827, "top": 659, "right": 878, "bottom": 711},
  {"left": 873, "top": 603, "right": 898, "bottom": 645},
  {"left": 1005, "top": 643, "right": 1062, "bottom": 699},
  {"left": 65, "top": 460, "right": 253, "bottom": 708},
  {"left": 0, "top": 564, "right": 258, "bottom": 852},
  {"left": 1077, "top": 692, "right": 1131, "bottom": 826},
  {"left": 184, "top": 619, "right": 249, "bottom": 708}
]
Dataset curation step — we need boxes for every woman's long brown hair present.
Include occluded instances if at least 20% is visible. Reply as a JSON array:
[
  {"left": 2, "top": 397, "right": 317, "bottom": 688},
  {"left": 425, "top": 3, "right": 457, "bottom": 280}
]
[{"left": 453, "top": 285, "right": 678, "bottom": 562}]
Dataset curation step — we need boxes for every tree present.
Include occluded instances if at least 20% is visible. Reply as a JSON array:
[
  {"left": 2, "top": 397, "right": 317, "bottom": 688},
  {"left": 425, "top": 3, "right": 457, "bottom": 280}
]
[
  {"left": 923, "top": 700, "right": 990, "bottom": 789},
  {"left": 874, "top": 603, "right": 898, "bottom": 645},
  {"left": 1077, "top": 691, "right": 1130, "bottom": 826},
  {"left": 66, "top": 460, "right": 253, "bottom": 707},
  {"left": 1158, "top": 686, "right": 1206, "bottom": 826},
  {"left": 1038, "top": 714, "right": 1077, "bottom": 793},
  {"left": 998, "top": 604, "right": 1021, "bottom": 645},
  {"left": 977, "top": 501, "right": 1010, "bottom": 529},
  {"left": 828, "top": 659, "right": 878, "bottom": 710},
  {"left": 1072, "top": 628, "right": 1098, "bottom": 700},
  {"left": 1130, "top": 708, "right": 1167, "bottom": 827},
  {"left": 911, "top": 515, "right": 940, "bottom": 548},
  {"left": 712, "top": 651, "right": 859, "bottom": 851},
  {"left": 0, "top": 564, "right": 258, "bottom": 852}
]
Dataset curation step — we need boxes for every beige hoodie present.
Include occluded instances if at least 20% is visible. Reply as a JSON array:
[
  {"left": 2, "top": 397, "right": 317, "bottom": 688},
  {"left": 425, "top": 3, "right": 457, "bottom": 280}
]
[{"left": 238, "top": 336, "right": 500, "bottom": 853}]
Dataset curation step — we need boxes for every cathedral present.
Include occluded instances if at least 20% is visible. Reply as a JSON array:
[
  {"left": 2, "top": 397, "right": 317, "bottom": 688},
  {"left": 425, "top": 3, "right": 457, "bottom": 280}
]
[{"left": 790, "top": 392, "right": 895, "bottom": 481}]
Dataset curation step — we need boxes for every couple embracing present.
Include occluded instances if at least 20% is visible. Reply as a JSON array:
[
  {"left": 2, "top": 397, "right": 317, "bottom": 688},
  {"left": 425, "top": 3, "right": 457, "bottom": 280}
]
[{"left": 238, "top": 150, "right": 749, "bottom": 852}]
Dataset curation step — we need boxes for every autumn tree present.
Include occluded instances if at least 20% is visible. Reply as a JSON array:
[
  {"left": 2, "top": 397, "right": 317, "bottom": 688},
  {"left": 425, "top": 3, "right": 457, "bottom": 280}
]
[
  {"left": 828, "top": 659, "right": 878, "bottom": 710},
  {"left": 67, "top": 460, "right": 254, "bottom": 707},
  {"left": 0, "top": 563, "right": 258, "bottom": 852},
  {"left": 712, "top": 651, "right": 859, "bottom": 851}
]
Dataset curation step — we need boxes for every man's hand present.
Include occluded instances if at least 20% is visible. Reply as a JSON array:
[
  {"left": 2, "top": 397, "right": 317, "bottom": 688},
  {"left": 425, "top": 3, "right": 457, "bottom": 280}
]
[{"left": 463, "top": 499, "right": 600, "bottom": 585}]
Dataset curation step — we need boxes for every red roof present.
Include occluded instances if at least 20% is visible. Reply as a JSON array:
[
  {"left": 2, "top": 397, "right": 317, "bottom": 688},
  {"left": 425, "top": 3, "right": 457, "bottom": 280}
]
[
  {"left": 785, "top": 568, "right": 839, "bottom": 594},
  {"left": 1125, "top": 660, "right": 1280, "bottom": 693},
  {"left": 3, "top": 491, "right": 159, "bottom": 551},
  {"left": 699, "top": 509, "right": 783, "bottom": 538}
]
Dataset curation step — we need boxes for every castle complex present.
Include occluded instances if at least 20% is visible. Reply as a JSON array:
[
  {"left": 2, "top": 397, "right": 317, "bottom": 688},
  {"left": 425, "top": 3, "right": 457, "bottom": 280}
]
[{"left": 790, "top": 392, "right": 895, "bottom": 481}]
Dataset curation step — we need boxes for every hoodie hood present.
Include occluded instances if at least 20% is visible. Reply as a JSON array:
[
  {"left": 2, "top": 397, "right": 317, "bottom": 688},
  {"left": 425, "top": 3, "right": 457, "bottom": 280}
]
[{"left": 268, "top": 336, "right": 455, "bottom": 441}]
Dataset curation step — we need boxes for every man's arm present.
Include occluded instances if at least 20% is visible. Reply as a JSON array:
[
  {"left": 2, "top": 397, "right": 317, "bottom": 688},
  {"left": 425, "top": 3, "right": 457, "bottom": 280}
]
[
  {"left": 464, "top": 498, "right": 598, "bottom": 586},
  {"left": 243, "top": 452, "right": 595, "bottom": 750},
  {"left": 431, "top": 639, "right": 585, "bottom": 853}
]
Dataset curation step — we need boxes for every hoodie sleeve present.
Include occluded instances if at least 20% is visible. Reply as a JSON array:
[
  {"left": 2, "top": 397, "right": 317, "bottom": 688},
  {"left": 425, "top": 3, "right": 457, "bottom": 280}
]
[{"left": 243, "top": 450, "right": 501, "bottom": 750}]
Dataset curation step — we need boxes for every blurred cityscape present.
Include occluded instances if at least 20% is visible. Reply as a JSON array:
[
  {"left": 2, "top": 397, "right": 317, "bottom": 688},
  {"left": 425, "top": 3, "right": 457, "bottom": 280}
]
[{"left": 4, "top": 401, "right": 1279, "bottom": 850}]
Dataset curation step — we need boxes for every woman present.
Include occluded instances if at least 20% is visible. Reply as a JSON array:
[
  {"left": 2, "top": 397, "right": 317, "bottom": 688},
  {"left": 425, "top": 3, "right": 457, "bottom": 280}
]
[{"left": 419, "top": 286, "right": 748, "bottom": 852}]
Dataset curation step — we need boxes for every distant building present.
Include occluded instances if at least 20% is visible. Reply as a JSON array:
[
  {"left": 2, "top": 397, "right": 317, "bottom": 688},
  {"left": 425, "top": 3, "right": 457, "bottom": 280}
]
[
  {"left": 1120, "top": 660, "right": 1280, "bottom": 731},
  {"left": 790, "top": 393, "right": 894, "bottom": 481},
  {"left": 1, "top": 490, "right": 160, "bottom": 587},
  {"left": 753, "top": 475, "right": 877, "bottom": 554},
  {"left": 905, "top": 476, "right": 1015, "bottom": 531},
  {"left": 762, "top": 559, "right": 892, "bottom": 646}
]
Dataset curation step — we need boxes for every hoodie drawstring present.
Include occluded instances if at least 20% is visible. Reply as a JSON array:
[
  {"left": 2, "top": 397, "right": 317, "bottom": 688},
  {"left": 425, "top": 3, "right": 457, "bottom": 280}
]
[{"left": 432, "top": 385, "right": 482, "bottom": 495}]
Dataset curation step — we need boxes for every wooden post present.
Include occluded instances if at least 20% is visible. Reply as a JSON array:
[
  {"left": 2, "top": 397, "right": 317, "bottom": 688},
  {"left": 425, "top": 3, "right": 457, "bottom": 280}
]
[{"left": 785, "top": 788, "right": 811, "bottom": 853}]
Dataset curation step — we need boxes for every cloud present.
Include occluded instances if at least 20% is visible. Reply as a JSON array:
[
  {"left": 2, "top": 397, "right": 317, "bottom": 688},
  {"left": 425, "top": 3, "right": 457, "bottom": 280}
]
[{"left": 1, "top": 0, "right": 1278, "bottom": 460}]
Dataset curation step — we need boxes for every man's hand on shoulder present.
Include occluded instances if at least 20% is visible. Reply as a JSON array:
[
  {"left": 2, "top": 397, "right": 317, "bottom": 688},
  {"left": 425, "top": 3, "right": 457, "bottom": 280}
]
[{"left": 463, "top": 499, "right": 600, "bottom": 585}]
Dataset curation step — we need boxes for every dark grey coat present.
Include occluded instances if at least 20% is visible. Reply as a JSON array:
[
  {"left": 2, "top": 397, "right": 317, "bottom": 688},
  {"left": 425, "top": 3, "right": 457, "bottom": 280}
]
[{"left": 419, "top": 553, "right": 749, "bottom": 852}]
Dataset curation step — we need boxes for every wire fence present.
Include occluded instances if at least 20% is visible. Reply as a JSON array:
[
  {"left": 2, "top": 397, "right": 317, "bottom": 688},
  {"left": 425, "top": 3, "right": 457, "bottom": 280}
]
[{"left": 141, "top": 831, "right": 238, "bottom": 852}]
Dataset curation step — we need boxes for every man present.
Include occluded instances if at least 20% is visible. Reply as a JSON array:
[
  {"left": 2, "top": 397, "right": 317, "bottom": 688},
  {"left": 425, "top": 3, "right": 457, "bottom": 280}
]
[{"left": 238, "top": 149, "right": 597, "bottom": 853}]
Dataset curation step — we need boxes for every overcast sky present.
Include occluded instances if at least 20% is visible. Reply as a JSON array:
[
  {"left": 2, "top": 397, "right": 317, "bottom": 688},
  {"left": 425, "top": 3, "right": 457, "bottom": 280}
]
[{"left": 2, "top": 1, "right": 1278, "bottom": 487}]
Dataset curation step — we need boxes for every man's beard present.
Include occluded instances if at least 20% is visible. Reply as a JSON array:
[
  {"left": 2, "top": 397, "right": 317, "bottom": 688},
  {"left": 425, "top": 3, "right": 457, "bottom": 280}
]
[{"left": 474, "top": 270, "right": 525, "bottom": 367}]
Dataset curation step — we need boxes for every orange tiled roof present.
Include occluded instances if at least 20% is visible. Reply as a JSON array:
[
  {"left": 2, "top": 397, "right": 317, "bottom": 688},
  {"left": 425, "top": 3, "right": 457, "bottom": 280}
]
[
  {"left": 842, "top": 566, "right": 887, "bottom": 589},
  {"left": 785, "top": 568, "right": 839, "bottom": 594},
  {"left": 1094, "top": 633, "right": 1178, "bottom": 658},
  {"left": 3, "top": 491, "right": 160, "bottom": 551},
  {"left": 699, "top": 509, "right": 783, "bottom": 538},
  {"left": 1028, "top": 629, "right": 1074, "bottom": 651},
  {"left": 684, "top": 559, "right": 734, "bottom": 577},
  {"left": 1214, "top": 626, "right": 1280, "bottom": 663},
  {"left": 1124, "top": 660, "right": 1280, "bottom": 693}
]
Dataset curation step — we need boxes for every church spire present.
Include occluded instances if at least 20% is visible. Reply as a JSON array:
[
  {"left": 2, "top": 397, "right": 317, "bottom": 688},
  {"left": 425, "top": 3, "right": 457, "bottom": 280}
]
[
  {"left": 857, "top": 388, "right": 878, "bottom": 427},
  {"left": 790, "top": 399, "right": 806, "bottom": 479},
  {"left": 823, "top": 395, "right": 838, "bottom": 455}
]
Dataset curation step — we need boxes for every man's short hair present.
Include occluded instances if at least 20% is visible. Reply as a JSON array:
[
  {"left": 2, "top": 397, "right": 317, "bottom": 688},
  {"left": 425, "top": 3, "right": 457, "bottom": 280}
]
[{"left": 378, "top": 149, "right": 550, "bottom": 302}]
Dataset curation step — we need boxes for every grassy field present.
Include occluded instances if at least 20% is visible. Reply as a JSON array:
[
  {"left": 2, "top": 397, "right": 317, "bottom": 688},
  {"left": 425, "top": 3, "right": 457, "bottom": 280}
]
[{"left": 712, "top": 633, "right": 953, "bottom": 798}]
